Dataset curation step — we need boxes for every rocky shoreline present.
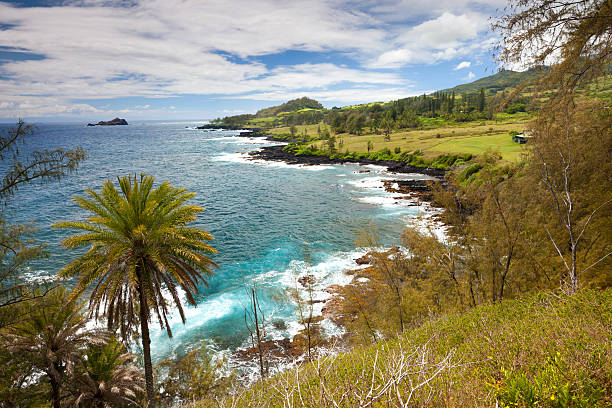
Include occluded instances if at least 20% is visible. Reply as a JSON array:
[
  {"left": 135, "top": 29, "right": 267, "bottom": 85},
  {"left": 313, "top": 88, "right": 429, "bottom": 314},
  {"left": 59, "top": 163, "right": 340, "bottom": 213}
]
[
  {"left": 248, "top": 144, "right": 447, "bottom": 179},
  {"left": 225, "top": 131, "right": 447, "bottom": 370}
]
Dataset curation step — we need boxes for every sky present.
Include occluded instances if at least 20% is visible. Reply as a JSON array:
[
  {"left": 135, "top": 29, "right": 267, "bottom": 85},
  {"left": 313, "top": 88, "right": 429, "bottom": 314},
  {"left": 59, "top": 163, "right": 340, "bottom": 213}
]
[{"left": 0, "top": 0, "right": 508, "bottom": 122}]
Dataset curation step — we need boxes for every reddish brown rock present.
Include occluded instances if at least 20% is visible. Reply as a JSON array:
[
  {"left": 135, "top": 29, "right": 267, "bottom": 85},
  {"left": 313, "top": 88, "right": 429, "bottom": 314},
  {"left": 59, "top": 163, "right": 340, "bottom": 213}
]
[{"left": 355, "top": 253, "right": 371, "bottom": 265}]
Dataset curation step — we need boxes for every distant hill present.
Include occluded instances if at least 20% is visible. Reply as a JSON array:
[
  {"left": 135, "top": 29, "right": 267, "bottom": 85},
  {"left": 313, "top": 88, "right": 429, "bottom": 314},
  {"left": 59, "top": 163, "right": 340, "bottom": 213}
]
[
  {"left": 443, "top": 68, "right": 547, "bottom": 95},
  {"left": 256, "top": 97, "right": 323, "bottom": 118}
]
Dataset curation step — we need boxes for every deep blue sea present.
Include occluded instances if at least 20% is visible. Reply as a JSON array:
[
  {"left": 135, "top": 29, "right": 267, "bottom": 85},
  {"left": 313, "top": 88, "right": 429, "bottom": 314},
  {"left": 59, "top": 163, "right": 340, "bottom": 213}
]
[{"left": 4, "top": 121, "right": 434, "bottom": 365}]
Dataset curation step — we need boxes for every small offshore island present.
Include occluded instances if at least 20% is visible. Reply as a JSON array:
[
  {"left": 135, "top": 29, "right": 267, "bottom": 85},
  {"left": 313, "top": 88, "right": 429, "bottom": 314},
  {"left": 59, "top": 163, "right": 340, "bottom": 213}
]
[{"left": 87, "top": 117, "right": 128, "bottom": 126}]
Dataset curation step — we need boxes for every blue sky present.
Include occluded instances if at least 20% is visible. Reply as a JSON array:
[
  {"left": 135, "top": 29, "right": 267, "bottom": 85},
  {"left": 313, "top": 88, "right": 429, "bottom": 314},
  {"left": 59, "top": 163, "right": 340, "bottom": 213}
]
[{"left": 0, "top": 0, "right": 507, "bottom": 122}]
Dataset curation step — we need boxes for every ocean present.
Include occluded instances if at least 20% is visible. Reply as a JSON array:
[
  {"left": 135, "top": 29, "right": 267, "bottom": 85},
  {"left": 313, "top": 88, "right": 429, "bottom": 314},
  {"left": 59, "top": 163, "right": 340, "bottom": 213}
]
[{"left": 4, "top": 120, "right": 435, "bottom": 368}]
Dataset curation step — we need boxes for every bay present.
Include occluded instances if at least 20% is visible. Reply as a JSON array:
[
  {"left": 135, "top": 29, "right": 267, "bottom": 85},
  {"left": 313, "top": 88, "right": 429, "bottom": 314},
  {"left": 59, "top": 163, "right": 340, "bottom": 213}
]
[{"left": 3, "top": 120, "right": 434, "bottom": 361}]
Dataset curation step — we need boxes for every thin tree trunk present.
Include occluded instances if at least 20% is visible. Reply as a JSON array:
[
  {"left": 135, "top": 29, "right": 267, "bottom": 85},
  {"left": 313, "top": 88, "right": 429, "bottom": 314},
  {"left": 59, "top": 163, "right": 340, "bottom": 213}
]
[
  {"left": 139, "top": 285, "right": 155, "bottom": 407},
  {"left": 49, "top": 375, "right": 61, "bottom": 408},
  {"left": 499, "top": 252, "right": 512, "bottom": 300},
  {"left": 252, "top": 288, "right": 265, "bottom": 380}
]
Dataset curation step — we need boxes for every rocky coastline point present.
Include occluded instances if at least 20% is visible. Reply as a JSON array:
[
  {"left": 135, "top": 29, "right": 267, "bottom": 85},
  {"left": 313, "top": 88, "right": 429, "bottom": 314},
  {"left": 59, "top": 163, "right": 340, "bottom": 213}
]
[{"left": 227, "top": 130, "right": 448, "bottom": 368}]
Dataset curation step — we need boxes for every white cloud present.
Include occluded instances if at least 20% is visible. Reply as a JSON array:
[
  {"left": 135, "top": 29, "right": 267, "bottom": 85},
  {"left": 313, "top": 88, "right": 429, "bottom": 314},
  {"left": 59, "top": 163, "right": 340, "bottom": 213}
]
[
  {"left": 463, "top": 71, "right": 476, "bottom": 81},
  {"left": 231, "top": 88, "right": 422, "bottom": 104},
  {"left": 0, "top": 0, "right": 497, "bottom": 118},
  {"left": 454, "top": 61, "right": 471, "bottom": 70},
  {"left": 350, "top": 0, "right": 507, "bottom": 22},
  {"left": 368, "top": 12, "right": 490, "bottom": 68}
]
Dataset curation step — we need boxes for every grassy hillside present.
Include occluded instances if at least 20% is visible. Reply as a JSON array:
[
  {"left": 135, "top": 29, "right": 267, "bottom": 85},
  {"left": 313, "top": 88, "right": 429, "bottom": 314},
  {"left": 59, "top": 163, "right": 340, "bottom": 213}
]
[
  {"left": 191, "top": 289, "right": 611, "bottom": 407},
  {"left": 271, "top": 112, "right": 531, "bottom": 162},
  {"left": 220, "top": 70, "right": 609, "bottom": 165},
  {"left": 443, "top": 68, "right": 545, "bottom": 95},
  {"left": 255, "top": 97, "right": 324, "bottom": 118}
]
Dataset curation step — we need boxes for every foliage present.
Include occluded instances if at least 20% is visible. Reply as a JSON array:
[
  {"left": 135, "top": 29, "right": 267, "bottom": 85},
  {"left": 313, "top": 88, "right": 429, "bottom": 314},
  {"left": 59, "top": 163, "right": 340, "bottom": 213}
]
[
  {"left": 527, "top": 99, "right": 612, "bottom": 292},
  {"left": 157, "top": 342, "right": 232, "bottom": 406},
  {"left": 493, "top": 0, "right": 611, "bottom": 90},
  {"left": 255, "top": 97, "right": 323, "bottom": 118},
  {"left": 0, "top": 121, "right": 85, "bottom": 322},
  {"left": 69, "top": 337, "right": 144, "bottom": 407},
  {"left": 506, "top": 102, "right": 526, "bottom": 114},
  {"left": 54, "top": 174, "right": 217, "bottom": 406},
  {"left": 0, "top": 120, "right": 85, "bottom": 205},
  {"left": 188, "top": 289, "right": 611, "bottom": 408},
  {"left": 492, "top": 353, "right": 606, "bottom": 408},
  {"left": 2, "top": 286, "right": 107, "bottom": 408}
]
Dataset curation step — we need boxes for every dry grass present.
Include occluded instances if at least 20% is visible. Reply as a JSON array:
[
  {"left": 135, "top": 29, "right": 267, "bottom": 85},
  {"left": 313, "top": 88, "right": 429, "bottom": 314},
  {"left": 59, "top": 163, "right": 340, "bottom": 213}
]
[
  {"left": 269, "top": 117, "right": 530, "bottom": 162},
  {"left": 188, "top": 289, "right": 611, "bottom": 408}
]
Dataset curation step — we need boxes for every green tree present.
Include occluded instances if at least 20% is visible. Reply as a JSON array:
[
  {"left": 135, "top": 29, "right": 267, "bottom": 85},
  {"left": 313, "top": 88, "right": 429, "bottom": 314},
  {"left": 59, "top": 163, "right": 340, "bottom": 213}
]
[
  {"left": 69, "top": 337, "right": 143, "bottom": 407},
  {"left": 381, "top": 116, "right": 393, "bottom": 141},
  {"left": 156, "top": 342, "right": 231, "bottom": 406},
  {"left": 0, "top": 121, "right": 85, "bottom": 321},
  {"left": 54, "top": 174, "right": 217, "bottom": 406},
  {"left": 347, "top": 113, "right": 366, "bottom": 135},
  {"left": 4, "top": 287, "right": 106, "bottom": 408},
  {"left": 327, "top": 135, "right": 337, "bottom": 154},
  {"left": 367, "top": 140, "right": 374, "bottom": 153},
  {"left": 478, "top": 88, "right": 486, "bottom": 112}
]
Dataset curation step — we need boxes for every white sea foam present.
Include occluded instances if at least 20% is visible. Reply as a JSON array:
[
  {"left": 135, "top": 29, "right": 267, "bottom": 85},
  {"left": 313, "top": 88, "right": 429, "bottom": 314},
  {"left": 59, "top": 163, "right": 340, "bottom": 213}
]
[
  {"left": 211, "top": 152, "right": 252, "bottom": 163},
  {"left": 150, "top": 291, "right": 238, "bottom": 356},
  {"left": 405, "top": 207, "right": 449, "bottom": 242},
  {"left": 212, "top": 152, "right": 335, "bottom": 171},
  {"left": 362, "top": 164, "right": 387, "bottom": 172},
  {"left": 356, "top": 194, "right": 422, "bottom": 209},
  {"left": 346, "top": 176, "right": 389, "bottom": 190},
  {"left": 20, "top": 268, "right": 56, "bottom": 283},
  {"left": 205, "top": 135, "right": 286, "bottom": 146}
]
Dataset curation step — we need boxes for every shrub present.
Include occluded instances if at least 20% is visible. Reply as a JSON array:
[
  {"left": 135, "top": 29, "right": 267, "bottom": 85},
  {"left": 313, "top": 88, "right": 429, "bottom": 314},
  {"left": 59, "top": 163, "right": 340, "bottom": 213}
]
[
  {"left": 506, "top": 103, "right": 527, "bottom": 114},
  {"left": 459, "top": 163, "right": 484, "bottom": 183}
]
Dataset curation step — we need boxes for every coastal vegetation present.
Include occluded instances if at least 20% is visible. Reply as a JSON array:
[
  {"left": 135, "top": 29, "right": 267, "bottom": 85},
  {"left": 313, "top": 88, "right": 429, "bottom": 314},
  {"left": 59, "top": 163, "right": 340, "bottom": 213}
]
[
  {"left": 188, "top": 289, "right": 612, "bottom": 407},
  {"left": 53, "top": 174, "right": 218, "bottom": 406},
  {"left": 0, "top": 0, "right": 610, "bottom": 407},
  {"left": 190, "top": 0, "right": 611, "bottom": 406}
]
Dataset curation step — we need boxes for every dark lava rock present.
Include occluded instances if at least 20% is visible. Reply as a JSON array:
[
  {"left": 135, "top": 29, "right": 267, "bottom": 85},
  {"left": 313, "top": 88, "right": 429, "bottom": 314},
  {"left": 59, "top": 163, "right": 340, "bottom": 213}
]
[{"left": 249, "top": 145, "right": 447, "bottom": 178}]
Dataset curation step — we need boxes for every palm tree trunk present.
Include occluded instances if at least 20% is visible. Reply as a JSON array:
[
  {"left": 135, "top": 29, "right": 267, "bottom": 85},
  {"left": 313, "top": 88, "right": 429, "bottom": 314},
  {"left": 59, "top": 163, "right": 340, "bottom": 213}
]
[
  {"left": 49, "top": 375, "right": 61, "bottom": 408},
  {"left": 138, "top": 285, "right": 155, "bottom": 407}
]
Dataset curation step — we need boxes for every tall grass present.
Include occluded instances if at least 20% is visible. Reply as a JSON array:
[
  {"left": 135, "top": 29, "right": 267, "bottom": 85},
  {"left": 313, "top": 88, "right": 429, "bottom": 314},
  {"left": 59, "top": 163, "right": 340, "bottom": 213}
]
[{"left": 189, "top": 289, "right": 611, "bottom": 407}]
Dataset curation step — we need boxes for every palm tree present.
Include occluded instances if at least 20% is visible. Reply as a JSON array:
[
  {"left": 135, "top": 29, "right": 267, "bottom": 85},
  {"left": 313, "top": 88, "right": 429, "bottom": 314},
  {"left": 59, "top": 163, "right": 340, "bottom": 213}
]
[
  {"left": 5, "top": 286, "right": 107, "bottom": 408},
  {"left": 54, "top": 174, "right": 217, "bottom": 406},
  {"left": 69, "top": 337, "right": 144, "bottom": 407}
]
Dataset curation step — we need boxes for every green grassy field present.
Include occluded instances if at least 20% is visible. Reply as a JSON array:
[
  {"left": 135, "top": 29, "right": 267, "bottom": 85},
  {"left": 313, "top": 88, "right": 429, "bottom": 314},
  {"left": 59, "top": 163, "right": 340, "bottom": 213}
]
[
  {"left": 268, "top": 114, "right": 531, "bottom": 162},
  {"left": 426, "top": 132, "right": 528, "bottom": 162}
]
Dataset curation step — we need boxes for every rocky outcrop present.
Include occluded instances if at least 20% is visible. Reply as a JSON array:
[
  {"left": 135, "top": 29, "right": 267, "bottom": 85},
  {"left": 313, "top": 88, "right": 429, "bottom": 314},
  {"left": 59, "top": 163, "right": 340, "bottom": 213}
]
[
  {"left": 355, "top": 253, "right": 372, "bottom": 265},
  {"left": 249, "top": 145, "right": 447, "bottom": 178},
  {"left": 87, "top": 118, "right": 128, "bottom": 126}
]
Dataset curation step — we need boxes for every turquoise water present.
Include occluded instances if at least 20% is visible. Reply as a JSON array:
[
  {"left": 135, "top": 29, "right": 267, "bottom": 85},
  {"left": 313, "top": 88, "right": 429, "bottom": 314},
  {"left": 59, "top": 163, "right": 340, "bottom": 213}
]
[{"left": 4, "top": 121, "right": 433, "bottom": 361}]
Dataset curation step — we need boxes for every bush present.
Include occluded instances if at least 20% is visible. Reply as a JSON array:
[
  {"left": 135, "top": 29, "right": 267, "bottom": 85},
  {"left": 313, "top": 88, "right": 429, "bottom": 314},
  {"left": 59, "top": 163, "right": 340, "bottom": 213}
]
[
  {"left": 430, "top": 153, "right": 474, "bottom": 170},
  {"left": 459, "top": 163, "right": 484, "bottom": 183},
  {"left": 506, "top": 103, "right": 527, "bottom": 114}
]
